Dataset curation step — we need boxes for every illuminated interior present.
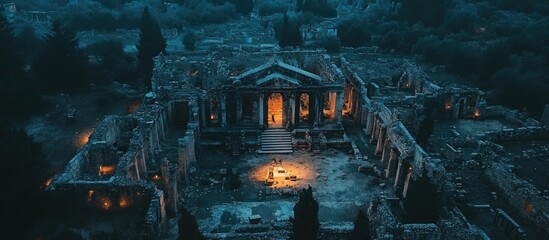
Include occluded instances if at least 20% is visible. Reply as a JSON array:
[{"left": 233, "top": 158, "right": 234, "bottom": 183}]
[
  {"left": 299, "top": 93, "right": 309, "bottom": 121},
  {"left": 210, "top": 98, "right": 219, "bottom": 123},
  {"left": 99, "top": 165, "right": 116, "bottom": 176},
  {"left": 268, "top": 93, "right": 283, "bottom": 127}
]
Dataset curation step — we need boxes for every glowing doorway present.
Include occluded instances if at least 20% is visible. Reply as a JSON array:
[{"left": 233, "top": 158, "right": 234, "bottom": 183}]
[{"left": 268, "top": 93, "right": 283, "bottom": 127}]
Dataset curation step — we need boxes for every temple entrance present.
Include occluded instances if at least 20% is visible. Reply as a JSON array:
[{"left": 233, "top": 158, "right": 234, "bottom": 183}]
[{"left": 268, "top": 93, "right": 283, "bottom": 128}]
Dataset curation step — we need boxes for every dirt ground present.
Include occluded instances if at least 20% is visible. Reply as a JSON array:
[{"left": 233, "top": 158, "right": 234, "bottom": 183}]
[{"left": 181, "top": 149, "right": 379, "bottom": 235}]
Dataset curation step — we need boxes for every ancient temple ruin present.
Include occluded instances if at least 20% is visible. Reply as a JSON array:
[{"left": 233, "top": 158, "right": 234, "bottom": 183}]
[{"left": 48, "top": 49, "right": 549, "bottom": 239}]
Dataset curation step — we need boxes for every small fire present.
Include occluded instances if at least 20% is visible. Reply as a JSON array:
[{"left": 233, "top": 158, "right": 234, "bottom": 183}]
[
  {"left": 100, "top": 197, "right": 112, "bottom": 210},
  {"left": 119, "top": 196, "right": 129, "bottom": 208},
  {"left": 43, "top": 177, "right": 53, "bottom": 188},
  {"left": 152, "top": 175, "right": 161, "bottom": 181},
  {"left": 473, "top": 110, "right": 480, "bottom": 119},
  {"left": 445, "top": 103, "right": 452, "bottom": 110},
  {"left": 210, "top": 114, "right": 215, "bottom": 120}
]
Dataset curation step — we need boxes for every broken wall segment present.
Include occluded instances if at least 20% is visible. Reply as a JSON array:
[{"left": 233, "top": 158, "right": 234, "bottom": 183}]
[{"left": 485, "top": 161, "right": 549, "bottom": 236}]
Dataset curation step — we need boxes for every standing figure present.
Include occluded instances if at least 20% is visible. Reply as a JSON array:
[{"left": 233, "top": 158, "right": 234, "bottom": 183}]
[{"left": 272, "top": 114, "right": 276, "bottom": 123}]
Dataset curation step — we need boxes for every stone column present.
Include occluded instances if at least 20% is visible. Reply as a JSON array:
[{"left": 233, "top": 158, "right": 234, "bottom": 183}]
[
  {"left": 221, "top": 96, "right": 227, "bottom": 127},
  {"left": 375, "top": 125, "right": 386, "bottom": 155},
  {"left": 236, "top": 95, "right": 242, "bottom": 122},
  {"left": 335, "top": 91, "right": 343, "bottom": 123},
  {"left": 385, "top": 147, "right": 400, "bottom": 178},
  {"left": 381, "top": 140, "right": 391, "bottom": 165},
  {"left": 309, "top": 93, "right": 320, "bottom": 123},
  {"left": 365, "top": 111, "right": 375, "bottom": 135},
  {"left": 402, "top": 172, "right": 414, "bottom": 198},
  {"left": 282, "top": 94, "right": 288, "bottom": 125},
  {"left": 315, "top": 93, "right": 324, "bottom": 124},
  {"left": 394, "top": 159, "right": 408, "bottom": 193},
  {"left": 289, "top": 93, "right": 296, "bottom": 125},
  {"left": 258, "top": 94, "right": 264, "bottom": 127},
  {"left": 200, "top": 98, "right": 206, "bottom": 127},
  {"left": 370, "top": 119, "right": 379, "bottom": 143}
]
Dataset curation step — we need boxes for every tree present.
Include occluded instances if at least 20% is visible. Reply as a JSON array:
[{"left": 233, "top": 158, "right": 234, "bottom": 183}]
[
  {"left": 182, "top": 31, "right": 196, "bottom": 51},
  {"left": 1, "top": 14, "right": 24, "bottom": 80},
  {"left": 337, "top": 21, "right": 371, "bottom": 48},
  {"left": 137, "top": 6, "right": 166, "bottom": 90},
  {"left": 86, "top": 38, "right": 138, "bottom": 85},
  {"left": 403, "top": 169, "right": 441, "bottom": 223},
  {"left": 398, "top": 0, "right": 451, "bottom": 27},
  {"left": 298, "top": 0, "right": 337, "bottom": 18},
  {"left": 230, "top": 0, "right": 254, "bottom": 15},
  {"left": 178, "top": 206, "right": 205, "bottom": 240},
  {"left": 291, "top": 186, "right": 319, "bottom": 240},
  {"left": 0, "top": 127, "right": 49, "bottom": 238},
  {"left": 275, "top": 13, "right": 303, "bottom": 48},
  {"left": 31, "top": 20, "right": 89, "bottom": 94},
  {"left": 349, "top": 209, "right": 371, "bottom": 240}
]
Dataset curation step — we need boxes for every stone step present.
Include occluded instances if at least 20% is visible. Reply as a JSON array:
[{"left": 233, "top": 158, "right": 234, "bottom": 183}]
[
  {"left": 261, "top": 142, "right": 292, "bottom": 147},
  {"left": 261, "top": 136, "right": 291, "bottom": 139},
  {"left": 261, "top": 144, "right": 293, "bottom": 148},
  {"left": 261, "top": 147, "right": 293, "bottom": 151},
  {"left": 261, "top": 139, "right": 292, "bottom": 143},
  {"left": 261, "top": 132, "right": 291, "bottom": 136},
  {"left": 257, "top": 149, "right": 293, "bottom": 154}
]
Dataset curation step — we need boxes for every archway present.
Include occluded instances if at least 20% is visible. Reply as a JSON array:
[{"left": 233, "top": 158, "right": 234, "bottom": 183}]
[{"left": 268, "top": 93, "right": 283, "bottom": 128}]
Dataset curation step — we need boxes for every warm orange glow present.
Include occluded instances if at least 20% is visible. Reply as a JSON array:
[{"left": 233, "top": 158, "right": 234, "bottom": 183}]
[
  {"left": 119, "top": 196, "right": 129, "bottom": 208},
  {"left": 74, "top": 129, "right": 93, "bottom": 148},
  {"left": 268, "top": 93, "right": 283, "bottom": 126},
  {"left": 100, "top": 197, "right": 112, "bottom": 210},
  {"left": 128, "top": 100, "right": 140, "bottom": 113},
  {"left": 250, "top": 159, "right": 314, "bottom": 189},
  {"left": 408, "top": 166, "right": 413, "bottom": 172},
  {"left": 445, "top": 103, "right": 452, "bottom": 110},
  {"left": 473, "top": 110, "right": 480, "bottom": 118},
  {"left": 99, "top": 165, "right": 116, "bottom": 176},
  {"left": 88, "top": 190, "right": 95, "bottom": 201},
  {"left": 524, "top": 202, "right": 533, "bottom": 215},
  {"left": 152, "top": 174, "right": 161, "bottom": 181},
  {"left": 43, "top": 177, "right": 53, "bottom": 188},
  {"left": 210, "top": 113, "right": 215, "bottom": 120}
]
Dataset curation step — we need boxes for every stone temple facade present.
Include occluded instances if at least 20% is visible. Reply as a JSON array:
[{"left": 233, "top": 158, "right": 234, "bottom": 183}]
[{"left": 48, "top": 49, "right": 549, "bottom": 239}]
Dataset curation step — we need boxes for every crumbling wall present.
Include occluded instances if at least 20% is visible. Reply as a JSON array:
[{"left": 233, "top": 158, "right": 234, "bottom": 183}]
[
  {"left": 485, "top": 161, "right": 549, "bottom": 235},
  {"left": 438, "top": 208, "right": 485, "bottom": 240},
  {"left": 145, "top": 189, "right": 167, "bottom": 238},
  {"left": 481, "top": 126, "right": 549, "bottom": 143}
]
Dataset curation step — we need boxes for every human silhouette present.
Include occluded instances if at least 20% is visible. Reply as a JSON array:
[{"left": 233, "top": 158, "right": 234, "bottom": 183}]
[{"left": 271, "top": 114, "right": 276, "bottom": 123}]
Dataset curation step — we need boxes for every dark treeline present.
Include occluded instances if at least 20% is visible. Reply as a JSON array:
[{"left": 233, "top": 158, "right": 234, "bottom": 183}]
[
  {"left": 343, "top": 0, "right": 549, "bottom": 117},
  {"left": 10, "top": 0, "right": 254, "bottom": 30}
]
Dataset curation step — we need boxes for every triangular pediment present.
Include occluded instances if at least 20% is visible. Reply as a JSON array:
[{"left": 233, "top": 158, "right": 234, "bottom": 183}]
[{"left": 232, "top": 60, "right": 322, "bottom": 87}]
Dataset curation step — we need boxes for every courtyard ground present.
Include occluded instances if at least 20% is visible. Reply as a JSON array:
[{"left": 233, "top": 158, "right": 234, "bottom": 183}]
[{"left": 181, "top": 148, "right": 379, "bottom": 237}]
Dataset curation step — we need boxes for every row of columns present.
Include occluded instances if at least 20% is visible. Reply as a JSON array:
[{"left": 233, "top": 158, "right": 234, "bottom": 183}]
[
  {"left": 199, "top": 91, "right": 344, "bottom": 128},
  {"left": 365, "top": 112, "right": 413, "bottom": 197}
]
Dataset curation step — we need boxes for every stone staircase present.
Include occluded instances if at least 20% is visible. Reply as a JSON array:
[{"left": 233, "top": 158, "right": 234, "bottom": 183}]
[{"left": 258, "top": 128, "right": 293, "bottom": 154}]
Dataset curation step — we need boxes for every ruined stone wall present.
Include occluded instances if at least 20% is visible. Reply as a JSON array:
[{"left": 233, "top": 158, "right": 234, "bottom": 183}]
[
  {"left": 485, "top": 161, "right": 549, "bottom": 235},
  {"left": 481, "top": 126, "right": 549, "bottom": 143},
  {"left": 145, "top": 189, "right": 167, "bottom": 238},
  {"left": 368, "top": 198, "right": 400, "bottom": 239},
  {"left": 438, "top": 208, "right": 485, "bottom": 240}
]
